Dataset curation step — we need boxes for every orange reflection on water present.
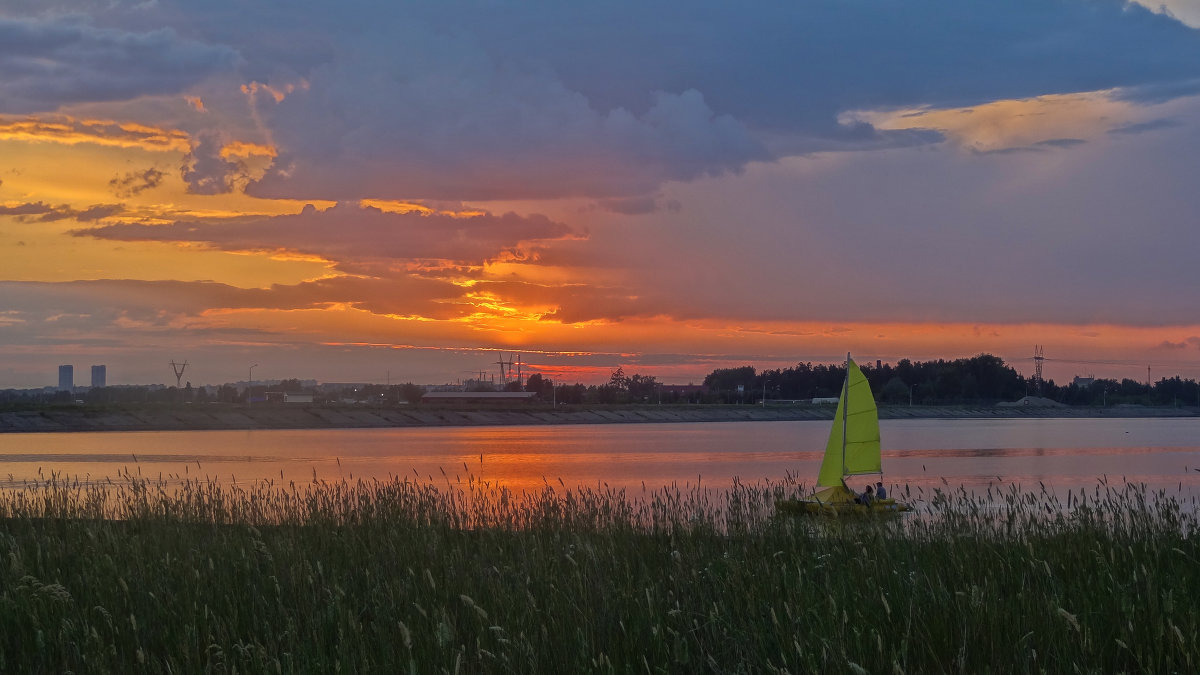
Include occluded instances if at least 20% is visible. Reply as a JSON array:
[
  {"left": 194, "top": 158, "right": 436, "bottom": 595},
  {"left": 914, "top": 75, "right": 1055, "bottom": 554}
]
[{"left": 2, "top": 420, "right": 1200, "bottom": 507}]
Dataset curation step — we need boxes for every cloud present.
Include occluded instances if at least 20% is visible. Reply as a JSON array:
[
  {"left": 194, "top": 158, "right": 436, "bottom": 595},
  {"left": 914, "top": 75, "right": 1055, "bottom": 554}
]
[
  {"left": 1034, "top": 138, "right": 1086, "bottom": 149},
  {"left": 0, "top": 201, "right": 123, "bottom": 222},
  {"left": 0, "top": 16, "right": 238, "bottom": 114},
  {"left": 0, "top": 116, "right": 191, "bottom": 152},
  {"left": 1109, "top": 118, "right": 1183, "bottom": 135},
  {"left": 9, "top": 1, "right": 1200, "bottom": 203},
  {"left": 248, "top": 81, "right": 766, "bottom": 201},
  {"left": 0, "top": 276, "right": 468, "bottom": 329},
  {"left": 245, "top": 0, "right": 1200, "bottom": 200},
  {"left": 181, "top": 132, "right": 244, "bottom": 194},
  {"left": 1128, "top": 0, "right": 1200, "bottom": 29},
  {"left": 1159, "top": 337, "right": 1200, "bottom": 350},
  {"left": 109, "top": 167, "right": 165, "bottom": 197},
  {"left": 593, "top": 195, "right": 680, "bottom": 216},
  {"left": 72, "top": 201, "right": 579, "bottom": 269}
]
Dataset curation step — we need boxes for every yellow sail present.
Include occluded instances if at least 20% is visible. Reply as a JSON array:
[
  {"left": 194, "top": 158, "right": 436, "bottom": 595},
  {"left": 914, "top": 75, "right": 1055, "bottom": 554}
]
[{"left": 815, "top": 357, "right": 882, "bottom": 488}]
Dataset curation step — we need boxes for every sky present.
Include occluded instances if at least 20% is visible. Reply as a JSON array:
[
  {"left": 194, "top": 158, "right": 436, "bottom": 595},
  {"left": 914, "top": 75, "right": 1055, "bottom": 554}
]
[{"left": 3, "top": 0, "right": 1200, "bottom": 389}]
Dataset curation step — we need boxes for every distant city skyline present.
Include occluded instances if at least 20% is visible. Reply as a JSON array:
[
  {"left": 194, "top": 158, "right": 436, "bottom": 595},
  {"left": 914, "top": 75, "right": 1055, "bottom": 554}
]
[{"left": 3, "top": 2, "right": 1200, "bottom": 389}]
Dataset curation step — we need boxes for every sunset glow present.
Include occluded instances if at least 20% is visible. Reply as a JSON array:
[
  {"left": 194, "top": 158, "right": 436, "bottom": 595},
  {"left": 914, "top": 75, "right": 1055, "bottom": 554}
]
[{"left": 3, "top": 2, "right": 1200, "bottom": 389}]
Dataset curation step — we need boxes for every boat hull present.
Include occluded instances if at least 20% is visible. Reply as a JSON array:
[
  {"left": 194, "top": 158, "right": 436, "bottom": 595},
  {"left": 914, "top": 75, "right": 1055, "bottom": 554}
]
[{"left": 775, "top": 497, "right": 912, "bottom": 516}]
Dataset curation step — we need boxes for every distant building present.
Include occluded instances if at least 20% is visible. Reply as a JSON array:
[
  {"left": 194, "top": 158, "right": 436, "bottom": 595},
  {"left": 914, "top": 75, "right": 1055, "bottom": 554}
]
[
  {"left": 1072, "top": 376, "right": 1095, "bottom": 388},
  {"left": 58, "top": 365, "right": 73, "bottom": 391},
  {"left": 91, "top": 365, "right": 107, "bottom": 388}
]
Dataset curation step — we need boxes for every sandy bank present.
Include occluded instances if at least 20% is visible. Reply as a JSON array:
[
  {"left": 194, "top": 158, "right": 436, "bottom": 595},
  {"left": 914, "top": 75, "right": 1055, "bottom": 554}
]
[{"left": 0, "top": 403, "right": 1194, "bottom": 433}]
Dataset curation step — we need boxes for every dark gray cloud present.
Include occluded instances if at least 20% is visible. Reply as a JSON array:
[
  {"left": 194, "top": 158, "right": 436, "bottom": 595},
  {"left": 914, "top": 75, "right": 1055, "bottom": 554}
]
[
  {"left": 0, "top": 16, "right": 238, "bottom": 114},
  {"left": 181, "top": 133, "right": 242, "bottom": 194},
  {"left": 109, "top": 167, "right": 165, "bottom": 197},
  {"left": 0, "top": 201, "right": 122, "bottom": 222}
]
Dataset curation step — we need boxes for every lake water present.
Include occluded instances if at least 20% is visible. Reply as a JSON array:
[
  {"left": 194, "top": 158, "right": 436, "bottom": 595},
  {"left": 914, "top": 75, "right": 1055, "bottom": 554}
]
[{"left": 3, "top": 417, "right": 1200, "bottom": 504}]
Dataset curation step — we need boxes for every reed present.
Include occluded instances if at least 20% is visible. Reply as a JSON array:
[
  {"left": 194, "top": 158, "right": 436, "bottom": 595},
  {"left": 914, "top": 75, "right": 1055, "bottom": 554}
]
[{"left": 0, "top": 472, "right": 1196, "bottom": 673}]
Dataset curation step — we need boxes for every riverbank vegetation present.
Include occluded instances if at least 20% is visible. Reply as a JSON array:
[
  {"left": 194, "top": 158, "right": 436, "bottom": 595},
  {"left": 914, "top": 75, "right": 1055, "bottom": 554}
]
[
  {"left": 1, "top": 475, "right": 1196, "bottom": 672},
  {"left": 706, "top": 354, "right": 1200, "bottom": 408}
]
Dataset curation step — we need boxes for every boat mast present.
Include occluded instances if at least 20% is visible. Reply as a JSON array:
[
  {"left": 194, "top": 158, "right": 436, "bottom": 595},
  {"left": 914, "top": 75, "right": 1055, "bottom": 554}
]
[{"left": 841, "top": 351, "right": 849, "bottom": 481}]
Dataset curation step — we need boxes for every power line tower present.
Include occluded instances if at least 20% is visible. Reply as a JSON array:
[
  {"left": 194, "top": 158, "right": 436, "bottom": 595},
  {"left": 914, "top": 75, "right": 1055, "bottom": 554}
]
[
  {"left": 1033, "top": 346, "right": 1044, "bottom": 396},
  {"left": 169, "top": 360, "right": 189, "bottom": 388},
  {"left": 495, "top": 355, "right": 511, "bottom": 386}
]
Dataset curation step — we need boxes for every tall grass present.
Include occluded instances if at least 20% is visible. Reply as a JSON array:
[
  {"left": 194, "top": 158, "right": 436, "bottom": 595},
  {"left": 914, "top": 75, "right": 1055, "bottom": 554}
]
[{"left": 1, "top": 472, "right": 1196, "bottom": 673}]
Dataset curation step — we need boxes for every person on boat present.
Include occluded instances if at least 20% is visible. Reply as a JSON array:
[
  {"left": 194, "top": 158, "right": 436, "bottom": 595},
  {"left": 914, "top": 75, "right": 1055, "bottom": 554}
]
[
  {"left": 875, "top": 481, "right": 887, "bottom": 500},
  {"left": 857, "top": 484, "right": 874, "bottom": 505}
]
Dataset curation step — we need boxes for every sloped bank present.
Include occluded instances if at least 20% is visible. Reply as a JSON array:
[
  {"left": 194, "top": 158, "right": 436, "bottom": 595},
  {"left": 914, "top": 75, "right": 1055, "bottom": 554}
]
[{"left": 0, "top": 402, "right": 1194, "bottom": 432}]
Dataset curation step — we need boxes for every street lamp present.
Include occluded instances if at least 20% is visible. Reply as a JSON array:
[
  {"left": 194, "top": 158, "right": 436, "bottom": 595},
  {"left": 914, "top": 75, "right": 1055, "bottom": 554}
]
[{"left": 248, "top": 363, "right": 258, "bottom": 408}]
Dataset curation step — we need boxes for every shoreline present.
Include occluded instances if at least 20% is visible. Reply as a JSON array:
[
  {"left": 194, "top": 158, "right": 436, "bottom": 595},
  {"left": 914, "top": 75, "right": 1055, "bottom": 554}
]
[{"left": 1, "top": 402, "right": 1195, "bottom": 433}]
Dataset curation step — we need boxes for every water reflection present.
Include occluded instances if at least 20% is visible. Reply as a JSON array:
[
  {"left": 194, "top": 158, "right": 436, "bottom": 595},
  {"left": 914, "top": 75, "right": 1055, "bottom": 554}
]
[{"left": 1, "top": 419, "right": 1199, "bottom": 504}]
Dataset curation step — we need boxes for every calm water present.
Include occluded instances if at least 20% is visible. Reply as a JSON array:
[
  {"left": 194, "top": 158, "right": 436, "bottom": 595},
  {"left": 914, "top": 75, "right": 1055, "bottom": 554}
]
[{"left": 3, "top": 417, "right": 1200, "bottom": 502}]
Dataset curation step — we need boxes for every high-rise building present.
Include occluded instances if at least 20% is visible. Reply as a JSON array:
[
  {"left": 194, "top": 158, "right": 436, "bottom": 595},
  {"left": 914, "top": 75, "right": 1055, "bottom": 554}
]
[
  {"left": 58, "top": 365, "right": 74, "bottom": 391},
  {"left": 91, "top": 365, "right": 107, "bottom": 388}
]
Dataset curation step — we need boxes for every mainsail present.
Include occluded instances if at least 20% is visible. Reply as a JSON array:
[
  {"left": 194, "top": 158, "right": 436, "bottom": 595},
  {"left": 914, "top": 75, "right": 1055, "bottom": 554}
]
[{"left": 815, "top": 356, "right": 882, "bottom": 488}]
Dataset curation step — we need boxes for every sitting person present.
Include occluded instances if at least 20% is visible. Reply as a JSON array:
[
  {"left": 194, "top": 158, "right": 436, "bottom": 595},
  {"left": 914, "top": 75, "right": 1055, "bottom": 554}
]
[
  {"left": 856, "top": 484, "right": 874, "bottom": 505},
  {"left": 875, "top": 481, "right": 887, "bottom": 500}
]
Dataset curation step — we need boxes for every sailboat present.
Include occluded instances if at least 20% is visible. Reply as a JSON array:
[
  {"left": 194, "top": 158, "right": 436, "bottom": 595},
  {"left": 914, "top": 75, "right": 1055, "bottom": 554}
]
[{"left": 777, "top": 353, "right": 912, "bottom": 515}]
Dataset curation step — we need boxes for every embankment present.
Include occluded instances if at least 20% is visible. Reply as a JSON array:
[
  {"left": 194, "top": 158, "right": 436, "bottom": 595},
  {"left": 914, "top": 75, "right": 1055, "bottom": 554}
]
[{"left": 0, "top": 403, "right": 1193, "bottom": 432}]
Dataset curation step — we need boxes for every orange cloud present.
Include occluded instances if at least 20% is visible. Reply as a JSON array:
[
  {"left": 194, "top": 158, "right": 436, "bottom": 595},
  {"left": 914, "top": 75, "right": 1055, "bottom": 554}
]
[
  {"left": 241, "top": 80, "right": 307, "bottom": 104},
  {"left": 220, "top": 141, "right": 277, "bottom": 160},
  {"left": 0, "top": 116, "right": 191, "bottom": 152},
  {"left": 845, "top": 91, "right": 1138, "bottom": 153}
]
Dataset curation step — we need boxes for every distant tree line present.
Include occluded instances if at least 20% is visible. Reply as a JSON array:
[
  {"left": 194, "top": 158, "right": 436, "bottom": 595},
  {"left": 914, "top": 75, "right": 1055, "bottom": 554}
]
[
  {"left": 703, "top": 354, "right": 1200, "bottom": 408},
  {"left": 4, "top": 353, "right": 1198, "bottom": 409}
]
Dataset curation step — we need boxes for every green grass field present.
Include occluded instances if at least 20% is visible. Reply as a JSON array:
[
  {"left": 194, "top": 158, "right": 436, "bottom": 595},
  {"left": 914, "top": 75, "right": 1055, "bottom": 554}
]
[{"left": 1, "top": 473, "right": 1196, "bottom": 673}]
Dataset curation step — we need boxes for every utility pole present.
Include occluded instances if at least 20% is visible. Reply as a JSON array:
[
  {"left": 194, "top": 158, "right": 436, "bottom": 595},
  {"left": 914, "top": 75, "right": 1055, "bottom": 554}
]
[
  {"left": 1033, "top": 345, "right": 1044, "bottom": 396},
  {"left": 247, "top": 363, "right": 258, "bottom": 408},
  {"left": 169, "top": 360, "right": 189, "bottom": 388}
]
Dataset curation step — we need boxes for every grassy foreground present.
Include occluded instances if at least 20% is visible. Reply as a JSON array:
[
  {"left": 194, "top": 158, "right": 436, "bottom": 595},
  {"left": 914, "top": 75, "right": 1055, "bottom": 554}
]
[{"left": 1, "top": 475, "right": 1197, "bottom": 673}]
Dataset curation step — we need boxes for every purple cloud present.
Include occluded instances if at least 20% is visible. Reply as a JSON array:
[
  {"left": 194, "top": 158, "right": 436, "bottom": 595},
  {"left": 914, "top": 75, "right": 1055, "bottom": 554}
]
[{"left": 0, "top": 16, "right": 238, "bottom": 114}]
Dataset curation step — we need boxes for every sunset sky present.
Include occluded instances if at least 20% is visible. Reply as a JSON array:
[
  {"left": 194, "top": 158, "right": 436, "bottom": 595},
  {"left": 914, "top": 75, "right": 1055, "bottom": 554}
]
[{"left": 3, "top": 0, "right": 1200, "bottom": 389}]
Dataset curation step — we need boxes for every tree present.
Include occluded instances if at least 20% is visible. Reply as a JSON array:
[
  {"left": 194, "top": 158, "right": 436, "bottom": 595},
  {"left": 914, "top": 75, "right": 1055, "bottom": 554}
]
[
  {"left": 398, "top": 383, "right": 425, "bottom": 405},
  {"left": 279, "top": 378, "right": 305, "bottom": 392},
  {"left": 609, "top": 367, "right": 629, "bottom": 391},
  {"left": 879, "top": 377, "right": 910, "bottom": 404},
  {"left": 525, "top": 373, "right": 554, "bottom": 400},
  {"left": 627, "top": 374, "right": 660, "bottom": 402},
  {"left": 555, "top": 383, "right": 586, "bottom": 405}
]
